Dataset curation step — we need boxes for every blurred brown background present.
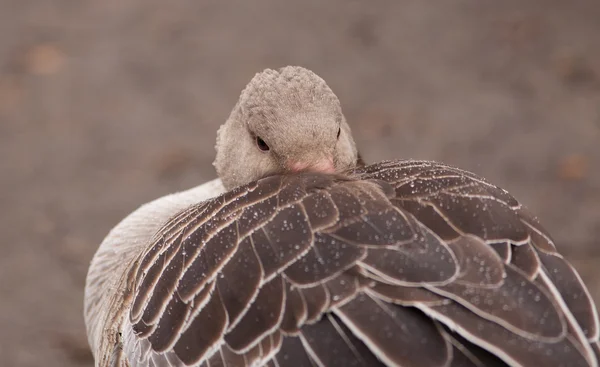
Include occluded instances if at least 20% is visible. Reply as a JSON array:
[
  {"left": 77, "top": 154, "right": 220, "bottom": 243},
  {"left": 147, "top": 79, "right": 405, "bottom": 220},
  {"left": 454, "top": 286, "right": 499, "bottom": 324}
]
[{"left": 1, "top": 0, "right": 599, "bottom": 366}]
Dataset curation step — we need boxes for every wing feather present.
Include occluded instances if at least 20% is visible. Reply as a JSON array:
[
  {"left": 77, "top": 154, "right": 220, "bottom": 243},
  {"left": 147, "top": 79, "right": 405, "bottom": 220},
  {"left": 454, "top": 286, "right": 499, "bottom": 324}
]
[
  {"left": 109, "top": 160, "right": 598, "bottom": 367},
  {"left": 335, "top": 292, "right": 451, "bottom": 367}
]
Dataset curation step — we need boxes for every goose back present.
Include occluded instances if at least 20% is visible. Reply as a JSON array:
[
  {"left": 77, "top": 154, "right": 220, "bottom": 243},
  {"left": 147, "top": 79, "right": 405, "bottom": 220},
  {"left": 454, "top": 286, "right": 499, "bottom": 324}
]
[{"left": 85, "top": 160, "right": 599, "bottom": 367}]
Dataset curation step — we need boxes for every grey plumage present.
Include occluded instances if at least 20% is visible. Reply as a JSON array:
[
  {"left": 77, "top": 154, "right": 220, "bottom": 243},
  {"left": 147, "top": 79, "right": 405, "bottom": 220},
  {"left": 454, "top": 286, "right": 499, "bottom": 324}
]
[
  {"left": 120, "top": 162, "right": 598, "bottom": 367},
  {"left": 84, "top": 67, "right": 599, "bottom": 367}
]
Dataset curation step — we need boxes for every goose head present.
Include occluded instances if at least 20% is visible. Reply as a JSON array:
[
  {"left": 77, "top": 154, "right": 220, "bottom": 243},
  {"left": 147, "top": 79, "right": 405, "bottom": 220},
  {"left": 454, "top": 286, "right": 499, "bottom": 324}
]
[{"left": 214, "top": 66, "right": 358, "bottom": 190}]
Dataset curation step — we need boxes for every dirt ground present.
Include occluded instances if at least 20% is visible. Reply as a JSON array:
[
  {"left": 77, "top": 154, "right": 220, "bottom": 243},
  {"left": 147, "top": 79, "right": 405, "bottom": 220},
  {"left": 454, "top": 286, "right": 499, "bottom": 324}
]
[{"left": 1, "top": 0, "right": 599, "bottom": 366}]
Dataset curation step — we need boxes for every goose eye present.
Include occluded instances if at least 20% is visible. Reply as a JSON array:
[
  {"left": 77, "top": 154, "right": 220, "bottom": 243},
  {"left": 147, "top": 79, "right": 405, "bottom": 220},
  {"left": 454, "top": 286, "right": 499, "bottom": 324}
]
[
  {"left": 256, "top": 136, "right": 270, "bottom": 151},
  {"left": 337, "top": 127, "right": 341, "bottom": 139}
]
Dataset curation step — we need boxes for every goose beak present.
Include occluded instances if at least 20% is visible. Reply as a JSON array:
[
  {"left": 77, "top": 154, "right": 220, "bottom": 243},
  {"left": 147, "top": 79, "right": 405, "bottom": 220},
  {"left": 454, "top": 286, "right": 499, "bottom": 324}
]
[{"left": 288, "top": 158, "right": 335, "bottom": 173}]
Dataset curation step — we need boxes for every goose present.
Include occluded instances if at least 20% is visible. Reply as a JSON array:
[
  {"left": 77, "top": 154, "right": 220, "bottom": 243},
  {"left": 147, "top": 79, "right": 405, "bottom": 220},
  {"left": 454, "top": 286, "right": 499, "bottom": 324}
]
[{"left": 84, "top": 66, "right": 600, "bottom": 367}]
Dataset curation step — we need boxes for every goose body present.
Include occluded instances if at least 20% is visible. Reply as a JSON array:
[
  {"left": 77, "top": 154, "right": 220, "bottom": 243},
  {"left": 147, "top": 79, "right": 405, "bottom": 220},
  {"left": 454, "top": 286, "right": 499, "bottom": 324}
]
[{"left": 84, "top": 67, "right": 599, "bottom": 367}]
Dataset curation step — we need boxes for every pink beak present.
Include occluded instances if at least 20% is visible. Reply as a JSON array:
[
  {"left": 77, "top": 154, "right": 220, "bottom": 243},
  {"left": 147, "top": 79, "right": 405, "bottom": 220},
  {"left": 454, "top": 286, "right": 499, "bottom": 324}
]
[{"left": 288, "top": 158, "right": 335, "bottom": 173}]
